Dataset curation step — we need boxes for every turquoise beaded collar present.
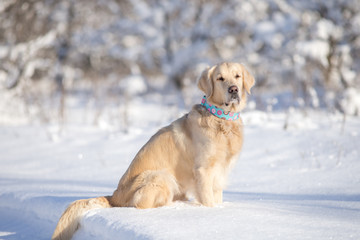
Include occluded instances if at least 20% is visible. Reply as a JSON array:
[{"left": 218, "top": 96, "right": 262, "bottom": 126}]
[{"left": 200, "top": 96, "right": 240, "bottom": 121}]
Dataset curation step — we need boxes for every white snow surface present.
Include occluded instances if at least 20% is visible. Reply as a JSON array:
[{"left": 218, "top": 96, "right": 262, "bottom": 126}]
[{"left": 0, "top": 110, "right": 360, "bottom": 240}]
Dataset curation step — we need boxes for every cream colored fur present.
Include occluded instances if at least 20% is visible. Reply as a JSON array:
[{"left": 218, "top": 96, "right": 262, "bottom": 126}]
[{"left": 52, "top": 62, "right": 255, "bottom": 240}]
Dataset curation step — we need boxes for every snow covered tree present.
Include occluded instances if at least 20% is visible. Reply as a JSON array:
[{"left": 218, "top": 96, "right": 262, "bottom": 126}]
[{"left": 1, "top": 0, "right": 359, "bottom": 126}]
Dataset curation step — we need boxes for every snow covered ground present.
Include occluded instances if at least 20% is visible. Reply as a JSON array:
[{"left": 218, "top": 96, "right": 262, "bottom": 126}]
[{"left": 0, "top": 109, "right": 360, "bottom": 240}]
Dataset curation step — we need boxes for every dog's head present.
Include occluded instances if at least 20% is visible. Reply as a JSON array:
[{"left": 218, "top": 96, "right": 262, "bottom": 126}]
[{"left": 198, "top": 62, "right": 255, "bottom": 112}]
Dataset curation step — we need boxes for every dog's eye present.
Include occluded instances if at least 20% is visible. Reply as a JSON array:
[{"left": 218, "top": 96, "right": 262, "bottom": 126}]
[
  {"left": 235, "top": 74, "right": 240, "bottom": 78},
  {"left": 217, "top": 77, "right": 225, "bottom": 81}
]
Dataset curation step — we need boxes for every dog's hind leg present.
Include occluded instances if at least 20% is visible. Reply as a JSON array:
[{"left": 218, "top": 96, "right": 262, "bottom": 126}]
[{"left": 131, "top": 170, "right": 180, "bottom": 209}]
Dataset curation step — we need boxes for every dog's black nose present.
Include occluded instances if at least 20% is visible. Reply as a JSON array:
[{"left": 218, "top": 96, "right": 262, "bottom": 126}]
[{"left": 228, "top": 85, "right": 238, "bottom": 94}]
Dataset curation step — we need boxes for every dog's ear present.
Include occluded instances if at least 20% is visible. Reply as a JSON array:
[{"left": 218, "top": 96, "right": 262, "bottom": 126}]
[
  {"left": 197, "top": 66, "right": 215, "bottom": 97},
  {"left": 243, "top": 67, "right": 255, "bottom": 94}
]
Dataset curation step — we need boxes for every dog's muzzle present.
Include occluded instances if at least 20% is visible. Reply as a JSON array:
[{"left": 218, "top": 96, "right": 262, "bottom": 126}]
[{"left": 228, "top": 85, "right": 240, "bottom": 103}]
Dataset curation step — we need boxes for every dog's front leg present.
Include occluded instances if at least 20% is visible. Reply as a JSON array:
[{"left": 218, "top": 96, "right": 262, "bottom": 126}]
[
  {"left": 213, "top": 188, "right": 223, "bottom": 204},
  {"left": 194, "top": 166, "right": 215, "bottom": 207},
  {"left": 213, "top": 171, "right": 225, "bottom": 204}
]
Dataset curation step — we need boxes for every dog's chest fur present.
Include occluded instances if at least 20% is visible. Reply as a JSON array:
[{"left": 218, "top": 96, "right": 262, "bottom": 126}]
[{"left": 190, "top": 105, "right": 243, "bottom": 163}]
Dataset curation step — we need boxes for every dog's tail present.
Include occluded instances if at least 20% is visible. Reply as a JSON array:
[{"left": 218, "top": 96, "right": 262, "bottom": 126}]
[{"left": 52, "top": 196, "right": 112, "bottom": 240}]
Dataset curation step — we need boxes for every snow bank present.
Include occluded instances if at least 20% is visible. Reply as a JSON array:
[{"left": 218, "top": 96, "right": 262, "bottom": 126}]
[{"left": 73, "top": 198, "right": 360, "bottom": 240}]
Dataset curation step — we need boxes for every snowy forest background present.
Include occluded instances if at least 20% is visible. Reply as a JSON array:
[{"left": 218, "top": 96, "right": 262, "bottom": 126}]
[{"left": 1, "top": 0, "right": 360, "bottom": 129}]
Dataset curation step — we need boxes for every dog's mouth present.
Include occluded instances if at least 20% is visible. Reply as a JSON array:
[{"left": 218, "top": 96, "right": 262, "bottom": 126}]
[{"left": 224, "top": 94, "right": 240, "bottom": 107}]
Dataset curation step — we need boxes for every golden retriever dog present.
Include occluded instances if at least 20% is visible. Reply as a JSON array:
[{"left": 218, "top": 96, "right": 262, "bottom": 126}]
[{"left": 52, "top": 62, "right": 255, "bottom": 240}]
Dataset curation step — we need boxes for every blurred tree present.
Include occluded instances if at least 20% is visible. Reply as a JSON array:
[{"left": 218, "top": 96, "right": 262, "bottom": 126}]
[{"left": 0, "top": 0, "right": 359, "bottom": 126}]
